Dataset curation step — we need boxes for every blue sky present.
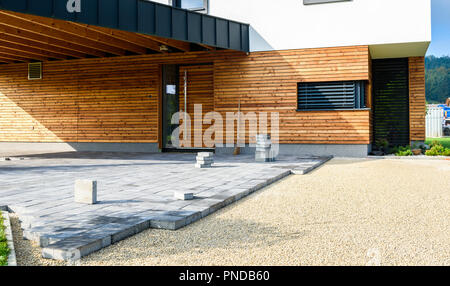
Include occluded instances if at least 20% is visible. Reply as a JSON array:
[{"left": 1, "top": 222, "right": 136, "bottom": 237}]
[{"left": 427, "top": 0, "right": 450, "bottom": 56}]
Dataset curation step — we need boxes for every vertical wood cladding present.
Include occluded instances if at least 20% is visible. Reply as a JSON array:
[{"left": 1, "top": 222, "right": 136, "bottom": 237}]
[
  {"left": 0, "top": 46, "right": 371, "bottom": 145},
  {"left": 408, "top": 57, "right": 426, "bottom": 141}
]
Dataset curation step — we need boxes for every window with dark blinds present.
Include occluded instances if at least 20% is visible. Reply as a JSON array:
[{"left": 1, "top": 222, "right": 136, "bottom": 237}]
[{"left": 297, "top": 81, "right": 366, "bottom": 110}]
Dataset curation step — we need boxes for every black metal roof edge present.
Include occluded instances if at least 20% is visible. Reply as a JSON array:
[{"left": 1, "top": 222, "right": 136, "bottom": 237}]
[{"left": 0, "top": 0, "right": 250, "bottom": 52}]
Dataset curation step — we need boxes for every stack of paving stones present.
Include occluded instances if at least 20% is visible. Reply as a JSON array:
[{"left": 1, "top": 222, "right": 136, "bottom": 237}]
[
  {"left": 255, "top": 134, "right": 275, "bottom": 162},
  {"left": 195, "top": 152, "right": 214, "bottom": 168}
]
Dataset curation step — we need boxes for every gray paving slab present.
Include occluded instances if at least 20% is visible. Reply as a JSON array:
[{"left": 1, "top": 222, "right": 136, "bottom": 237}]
[{"left": 0, "top": 152, "right": 331, "bottom": 260}]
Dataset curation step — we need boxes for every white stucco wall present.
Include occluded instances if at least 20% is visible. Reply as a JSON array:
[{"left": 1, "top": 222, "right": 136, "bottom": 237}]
[
  {"left": 149, "top": 0, "right": 431, "bottom": 57},
  {"left": 208, "top": 0, "right": 431, "bottom": 56},
  {"left": 149, "top": 0, "right": 171, "bottom": 5}
]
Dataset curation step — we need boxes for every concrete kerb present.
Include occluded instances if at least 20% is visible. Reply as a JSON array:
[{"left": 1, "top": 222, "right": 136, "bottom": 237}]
[
  {"left": 367, "top": 155, "right": 450, "bottom": 160},
  {"left": 42, "top": 219, "right": 154, "bottom": 260},
  {"left": 290, "top": 156, "right": 333, "bottom": 175},
  {"left": 2, "top": 210, "right": 17, "bottom": 266},
  {"left": 193, "top": 170, "right": 292, "bottom": 220}
]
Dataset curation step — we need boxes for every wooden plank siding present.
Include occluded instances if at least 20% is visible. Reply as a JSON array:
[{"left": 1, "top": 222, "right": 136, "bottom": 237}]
[
  {"left": 0, "top": 58, "right": 159, "bottom": 143},
  {"left": 0, "top": 46, "right": 372, "bottom": 145},
  {"left": 408, "top": 57, "right": 426, "bottom": 141},
  {"left": 214, "top": 46, "right": 371, "bottom": 144}
]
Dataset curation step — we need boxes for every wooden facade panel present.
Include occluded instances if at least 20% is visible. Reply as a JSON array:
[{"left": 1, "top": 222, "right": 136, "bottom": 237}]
[
  {"left": 0, "top": 46, "right": 371, "bottom": 145},
  {"left": 0, "top": 58, "right": 159, "bottom": 143},
  {"left": 409, "top": 57, "right": 426, "bottom": 141},
  {"left": 214, "top": 46, "right": 371, "bottom": 144}
]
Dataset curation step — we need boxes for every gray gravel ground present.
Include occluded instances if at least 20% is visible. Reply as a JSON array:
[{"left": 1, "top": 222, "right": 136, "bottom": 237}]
[
  {"left": 10, "top": 214, "right": 65, "bottom": 266},
  {"left": 12, "top": 158, "right": 450, "bottom": 266}
]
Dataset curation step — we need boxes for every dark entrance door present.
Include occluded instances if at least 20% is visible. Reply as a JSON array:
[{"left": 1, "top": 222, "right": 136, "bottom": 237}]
[
  {"left": 372, "top": 58, "right": 410, "bottom": 147},
  {"left": 162, "top": 65, "right": 180, "bottom": 149}
]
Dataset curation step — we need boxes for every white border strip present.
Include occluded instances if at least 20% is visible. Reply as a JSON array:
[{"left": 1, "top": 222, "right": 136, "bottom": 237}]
[
  {"left": 2, "top": 211, "right": 17, "bottom": 266},
  {"left": 367, "top": 155, "right": 450, "bottom": 160}
]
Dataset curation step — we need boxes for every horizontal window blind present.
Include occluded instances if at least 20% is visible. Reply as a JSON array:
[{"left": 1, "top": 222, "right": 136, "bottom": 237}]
[{"left": 297, "top": 81, "right": 366, "bottom": 110}]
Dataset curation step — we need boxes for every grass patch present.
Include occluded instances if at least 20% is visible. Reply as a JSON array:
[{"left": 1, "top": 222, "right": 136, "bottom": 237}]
[
  {"left": 426, "top": 138, "right": 450, "bottom": 149},
  {"left": 0, "top": 211, "right": 10, "bottom": 266},
  {"left": 424, "top": 139, "right": 450, "bottom": 156},
  {"left": 392, "top": 145, "right": 413, "bottom": 156}
]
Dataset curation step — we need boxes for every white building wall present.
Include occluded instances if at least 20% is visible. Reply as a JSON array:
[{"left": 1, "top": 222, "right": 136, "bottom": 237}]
[
  {"left": 208, "top": 0, "right": 431, "bottom": 56},
  {"left": 149, "top": 0, "right": 171, "bottom": 5}
]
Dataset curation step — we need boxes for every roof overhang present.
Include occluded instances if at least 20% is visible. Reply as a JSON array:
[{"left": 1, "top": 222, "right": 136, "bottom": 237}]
[
  {"left": 369, "top": 41, "right": 430, "bottom": 60},
  {"left": 0, "top": 0, "right": 249, "bottom": 64}
]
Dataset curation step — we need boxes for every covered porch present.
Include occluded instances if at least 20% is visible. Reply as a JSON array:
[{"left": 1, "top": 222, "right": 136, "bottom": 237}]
[{"left": 0, "top": 0, "right": 249, "bottom": 154}]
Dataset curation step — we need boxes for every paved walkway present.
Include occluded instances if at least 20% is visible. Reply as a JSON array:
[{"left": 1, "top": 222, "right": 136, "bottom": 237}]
[{"left": 0, "top": 152, "right": 329, "bottom": 260}]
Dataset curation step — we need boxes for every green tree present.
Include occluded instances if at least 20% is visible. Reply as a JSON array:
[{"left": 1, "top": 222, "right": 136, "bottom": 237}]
[{"left": 425, "top": 56, "right": 450, "bottom": 104}]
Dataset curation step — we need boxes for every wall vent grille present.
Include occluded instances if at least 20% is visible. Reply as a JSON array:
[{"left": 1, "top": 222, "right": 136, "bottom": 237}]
[{"left": 28, "top": 62, "right": 42, "bottom": 80}]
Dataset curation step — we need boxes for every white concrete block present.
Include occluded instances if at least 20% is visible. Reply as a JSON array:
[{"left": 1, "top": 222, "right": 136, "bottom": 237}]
[
  {"left": 196, "top": 152, "right": 214, "bottom": 168},
  {"left": 196, "top": 159, "right": 214, "bottom": 164},
  {"left": 195, "top": 163, "right": 212, "bottom": 169},
  {"left": 196, "top": 156, "right": 214, "bottom": 161},
  {"left": 174, "top": 191, "right": 194, "bottom": 201},
  {"left": 197, "top": 152, "right": 213, "bottom": 158},
  {"left": 74, "top": 179, "right": 97, "bottom": 205},
  {"left": 256, "top": 134, "right": 271, "bottom": 140}
]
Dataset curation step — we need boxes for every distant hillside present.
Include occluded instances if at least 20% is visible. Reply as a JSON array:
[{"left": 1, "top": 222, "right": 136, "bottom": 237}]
[{"left": 425, "top": 55, "right": 450, "bottom": 104}]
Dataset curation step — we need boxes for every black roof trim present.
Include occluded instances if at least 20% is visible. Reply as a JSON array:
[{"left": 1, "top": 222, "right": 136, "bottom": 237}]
[{"left": 0, "top": 0, "right": 250, "bottom": 52}]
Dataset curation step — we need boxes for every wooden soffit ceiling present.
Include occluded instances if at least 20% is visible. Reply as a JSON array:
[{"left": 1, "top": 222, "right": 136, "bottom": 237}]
[{"left": 0, "top": 0, "right": 249, "bottom": 64}]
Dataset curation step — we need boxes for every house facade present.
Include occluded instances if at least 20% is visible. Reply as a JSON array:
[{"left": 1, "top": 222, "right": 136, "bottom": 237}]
[{"left": 0, "top": 0, "right": 431, "bottom": 156}]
